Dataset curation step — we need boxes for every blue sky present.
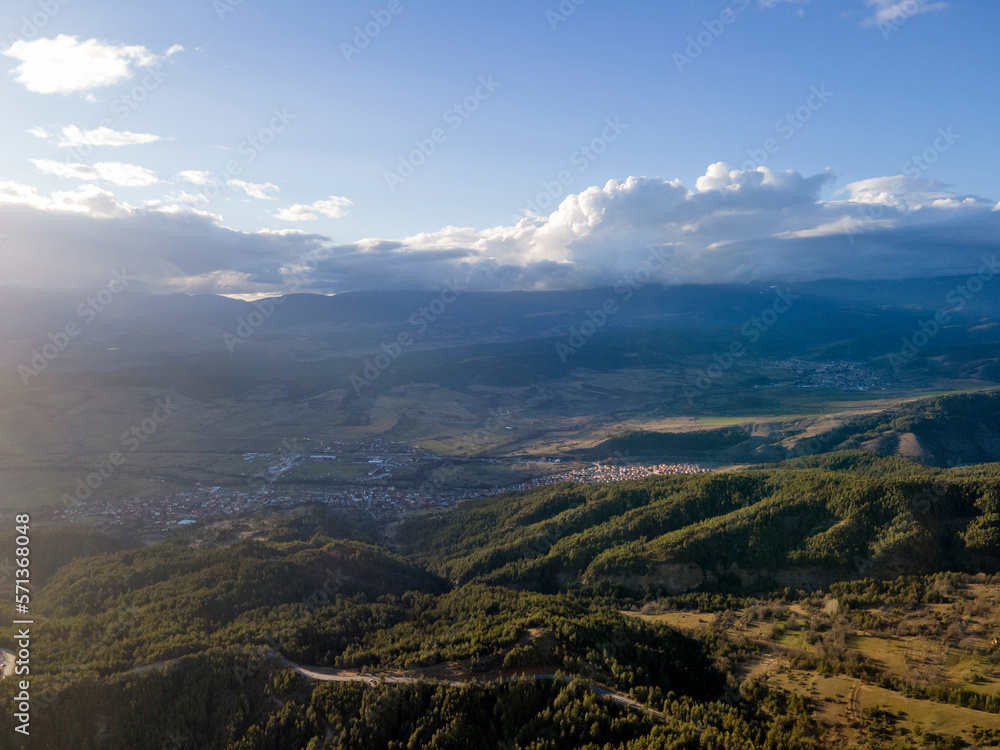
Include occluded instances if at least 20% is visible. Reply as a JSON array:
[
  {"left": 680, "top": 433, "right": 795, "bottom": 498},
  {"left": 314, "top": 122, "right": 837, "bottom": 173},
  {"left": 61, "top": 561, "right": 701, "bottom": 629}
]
[{"left": 1, "top": 0, "right": 999, "bottom": 294}]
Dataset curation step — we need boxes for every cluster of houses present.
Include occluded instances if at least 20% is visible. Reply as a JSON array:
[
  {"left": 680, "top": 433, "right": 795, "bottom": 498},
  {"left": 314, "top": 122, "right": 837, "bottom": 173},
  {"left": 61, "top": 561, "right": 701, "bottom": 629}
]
[{"left": 48, "top": 456, "right": 710, "bottom": 530}]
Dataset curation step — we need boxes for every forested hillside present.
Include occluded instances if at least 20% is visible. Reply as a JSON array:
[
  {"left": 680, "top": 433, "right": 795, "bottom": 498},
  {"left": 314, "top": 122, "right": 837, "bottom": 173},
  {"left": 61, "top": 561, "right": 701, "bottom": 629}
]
[
  {"left": 582, "top": 390, "right": 1000, "bottom": 467},
  {"left": 400, "top": 454, "right": 1000, "bottom": 593},
  {"left": 2, "top": 455, "right": 1000, "bottom": 748}
]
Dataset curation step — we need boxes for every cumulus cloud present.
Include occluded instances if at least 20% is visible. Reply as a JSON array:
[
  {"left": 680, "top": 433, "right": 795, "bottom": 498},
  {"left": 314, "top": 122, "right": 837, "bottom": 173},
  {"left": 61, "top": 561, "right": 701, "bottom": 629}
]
[
  {"left": 0, "top": 180, "right": 131, "bottom": 218},
  {"left": 161, "top": 191, "right": 210, "bottom": 206},
  {"left": 275, "top": 195, "right": 354, "bottom": 221},
  {"left": 0, "top": 163, "right": 997, "bottom": 294},
  {"left": 282, "top": 167, "right": 998, "bottom": 291},
  {"left": 0, "top": 181, "right": 49, "bottom": 211},
  {"left": 175, "top": 170, "right": 214, "bottom": 186},
  {"left": 775, "top": 215, "right": 894, "bottom": 239},
  {"left": 0, "top": 201, "right": 324, "bottom": 292},
  {"left": 229, "top": 179, "right": 280, "bottom": 200},
  {"left": 56, "top": 125, "right": 161, "bottom": 147},
  {"left": 862, "top": 0, "right": 947, "bottom": 27},
  {"left": 30, "top": 159, "right": 159, "bottom": 187},
  {"left": 831, "top": 175, "right": 985, "bottom": 214},
  {"left": 2, "top": 35, "right": 177, "bottom": 96}
]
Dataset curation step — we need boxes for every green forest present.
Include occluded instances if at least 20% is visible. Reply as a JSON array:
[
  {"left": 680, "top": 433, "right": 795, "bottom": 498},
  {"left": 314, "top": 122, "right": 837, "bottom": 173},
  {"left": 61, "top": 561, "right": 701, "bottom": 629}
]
[{"left": 3, "top": 445, "right": 1000, "bottom": 747}]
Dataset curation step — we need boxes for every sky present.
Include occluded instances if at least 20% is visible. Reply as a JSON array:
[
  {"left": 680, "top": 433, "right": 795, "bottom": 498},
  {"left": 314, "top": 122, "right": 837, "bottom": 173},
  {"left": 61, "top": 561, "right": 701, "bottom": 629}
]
[{"left": 1, "top": 0, "right": 999, "bottom": 295}]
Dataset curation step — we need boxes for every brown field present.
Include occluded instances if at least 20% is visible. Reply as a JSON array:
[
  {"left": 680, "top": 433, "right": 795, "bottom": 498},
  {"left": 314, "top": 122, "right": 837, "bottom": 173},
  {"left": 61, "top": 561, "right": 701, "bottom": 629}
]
[{"left": 628, "top": 578, "right": 1000, "bottom": 747}]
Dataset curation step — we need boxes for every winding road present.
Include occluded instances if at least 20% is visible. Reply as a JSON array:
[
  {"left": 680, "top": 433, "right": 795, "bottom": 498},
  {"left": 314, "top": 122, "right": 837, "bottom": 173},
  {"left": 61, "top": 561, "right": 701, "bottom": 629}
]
[
  {"left": 276, "top": 654, "right": 665, "bottom": 722},
  {"left": 18, "top": 650, "right": 666, "bottom": 723}
]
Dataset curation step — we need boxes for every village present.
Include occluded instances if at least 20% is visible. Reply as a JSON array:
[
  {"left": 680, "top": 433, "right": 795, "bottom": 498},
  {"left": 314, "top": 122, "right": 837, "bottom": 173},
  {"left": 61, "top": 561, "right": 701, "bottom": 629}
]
[
  {"left": 501, "top": 461, "right": 710, "bottom": 493},
  {"left": 47, "top": 448, "right": 711, "bottom": 531},
  {"left": 770, "top": 358, "right": 888, "bottom": 391}
]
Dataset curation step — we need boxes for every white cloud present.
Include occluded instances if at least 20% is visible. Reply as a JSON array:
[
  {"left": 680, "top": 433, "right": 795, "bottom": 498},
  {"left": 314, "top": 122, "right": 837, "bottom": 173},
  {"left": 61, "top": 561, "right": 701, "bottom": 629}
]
[
  {"left": 49, "top": 184, "right": 132, "bottom": 217},
  {"left": 275, "top": 195, "right": 353, "bottom": 221},
  {"left": 150, "top": 204, "right": 222, "bottom": 223},
  {"left": 27, "top": 126, "right": 51, "bottom": 139},
  {"left": 162, "top": 191, "right": 210, "bottom": 206},
  {"left": 0, "top": 163, "right": 997, "bottom": 294},
  {"left": 287, "top": 166, "right": 995, "bottom": 292},
  {"left": 90, "top": 163, "right": 160, "bottom": 187},
  {"left": 0, "top": 181, "right": 47, "bottom": 210},
  {"left": 175, "top": 170, "right": 214, "bottom": 186},
  {"left": 775, "top": 215, "right": 895, "bottom": 239},
  {"left": 228, "top": 179, "right": 280, "bottom": 200},
  {"left": 30, "top": 160, "right": 96, "bottom": 180},
  {"left": 832, "top": 175, "right": 988, "bottom": 213},
  {"left": 0, "top": 180, "right": 130, "bottom": 218},
  {"left": 31, "top": 159, "right": 159, "bottom": 187},
  {"left": 862, "top": 0, "right": 947, "bottom": 27},
  {"left": 57, "top": 125, "right": 161, "bottom": 147},
  {"left": 0, "top": 202, "right": 315, "bottom": 291},
  {"left": 2, "top": 35, "right": 175, "bottom": 96}
]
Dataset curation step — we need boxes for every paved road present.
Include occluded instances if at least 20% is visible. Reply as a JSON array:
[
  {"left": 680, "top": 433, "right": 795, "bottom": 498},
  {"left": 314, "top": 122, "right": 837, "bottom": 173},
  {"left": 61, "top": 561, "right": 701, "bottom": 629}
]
[
  {"left": 119, "top": 652, "right": 666, "bottom": 723},
  {"left": 274, "top": 655, "right": 665, "bottom": 721}
]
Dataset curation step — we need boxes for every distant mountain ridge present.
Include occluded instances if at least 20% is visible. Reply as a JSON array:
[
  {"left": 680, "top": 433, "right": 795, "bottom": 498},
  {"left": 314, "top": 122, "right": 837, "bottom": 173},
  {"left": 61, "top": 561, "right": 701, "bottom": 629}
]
[
  {"left": 2, "top": 275, "right": 998, "bottom": 340},
  {"left": 584, "top": 390, "right": 1000, "bottom": 468}
]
